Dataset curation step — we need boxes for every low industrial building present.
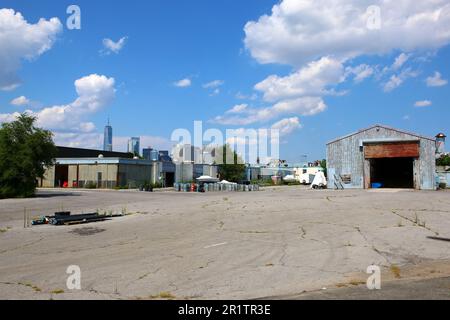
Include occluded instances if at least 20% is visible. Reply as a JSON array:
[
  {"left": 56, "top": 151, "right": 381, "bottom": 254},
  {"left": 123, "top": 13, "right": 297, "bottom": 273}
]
[
  {"left": 40, "top": 146, "right": 175, "bottom": 188},
  {"left": 40, "top": 147, "right": 149, "bottom": 188},
  {"left": 327, "top": 125, "right": 437, "bottom": 190}
]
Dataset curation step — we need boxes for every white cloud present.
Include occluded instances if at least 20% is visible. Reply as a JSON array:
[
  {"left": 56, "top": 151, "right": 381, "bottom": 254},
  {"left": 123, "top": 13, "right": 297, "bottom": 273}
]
[
  {"left": 212, "top": 96, "right": 325, "bottom": 126},
  {"left": 384, "top": 75, "right": 403, "bottom": 92},
  {"left": 210, "top": 88, "right": 220, "bottom": 96},
  {"left": 0, "top": 9, "right": 62, "bottom": 91},
  {"left": 226, "top": 104, "right": 248, "bottom": 114},
  {"left": 255, "top": 57, "right": 345, "bottom": 102},
  {"left": 392, "top": 53, "right": 410, "bottom": 70},
  {"left": 79, "top": 122, "right": 96, "bottom": 133},
  {"left": 10, "top": 95, "right": 42, "bottom": 109},
  {"left": 212, "top": 105, "right": 270, "bottom": 126},
  {"left": 346, "top": 64, "right": 374, "bottom": 83},
  {"left": 426, "top": 71, "right": 448, "bottom": 87},
  {"left": 10, "top": 96, "right": 30, "bottom": 106},
  {"left": 236, "top": 92, "right": 258, "bottom": 100},
  {"left": 272, "top": 97, "right": 327, "bottom": 116},
  {"left": 203, "top": 80, "right": 224, "bottom": 96},
  {"left": 414, "top": 100, "right": 432, "bottom": 107},
  {"left": 202, "top": 80, "right": 224, "bottom": 88},
  {"left": 212, "top": 57, "right": 340, "bottom": 125},
  {"left": 0, "top": 74, "right": 115, "bottom": 133},
  {"left": 383, "top": 68, "right": 418, "bottom": 92},
  {"left": 173, "top": 78, "right": 192, "bottom": 88},
  {"left": 0, "top": 112, "right": 22, "bottom": 123},
  {"left": 244, "top": 0, "right": 450, "bottom": 66},
  {"left": 52, "top": 132, "right": 103, "bottom": 149},
  {"left": 271, "top": 117, "right": 302, "bottom": 136},
  {"left": 101, "top": 37, "right": 127, "bottom": 55}
]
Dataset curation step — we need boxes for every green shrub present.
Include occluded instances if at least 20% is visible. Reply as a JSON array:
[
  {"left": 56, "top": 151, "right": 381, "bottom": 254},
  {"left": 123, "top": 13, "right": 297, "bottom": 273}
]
[
  {"left": 85, "top": 182, "right": 97, "bottom": 189},
  {"left": 151, "top": 182, "right": 162, "bottom": 189},
  {"left": 284, "top": 180, "right": 301, "bottom": 186}
]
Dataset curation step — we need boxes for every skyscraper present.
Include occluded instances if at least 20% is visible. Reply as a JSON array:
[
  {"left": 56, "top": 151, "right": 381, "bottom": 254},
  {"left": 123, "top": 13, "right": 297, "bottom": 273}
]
[
  {"left": 128, "top": 137, "right": 140, "bottom": 156},
  {"left": 103, "top": 119, "right": 113, "bottom": 152},
  {"left": 142, "top": 147, "right": 153, "bottom": 160},
  {"left": 143, "top": 148, "right": 159, "bottom": 161}
]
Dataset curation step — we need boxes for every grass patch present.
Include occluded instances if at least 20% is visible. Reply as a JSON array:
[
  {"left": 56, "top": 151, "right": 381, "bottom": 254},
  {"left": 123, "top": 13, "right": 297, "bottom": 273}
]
[
  {"left": 390, "top": 265, "right": 401, "bottom": 278},
  {"left": 335, "top": 280, "right": 365, "bottom": 288},
  {"left": 19, "top": 282, "right": 41, "bottom": 292},
  {"left": 349, "top": 280, "right": 365, "bottom": 286},
  {"left": 344, "top": 242, "right": 354, "bottom": 247},
  {"left": 51, "top": 289, "right": 65, "bottom": 294},
  {"left": 412, "top": 213, "right": 426, "bottom": 227},
  {"left": 0, "top": 227, "right": 12, "bottom": 233},
  {"left": 150, "top": 291, "right": 176, "bottom": 300}
]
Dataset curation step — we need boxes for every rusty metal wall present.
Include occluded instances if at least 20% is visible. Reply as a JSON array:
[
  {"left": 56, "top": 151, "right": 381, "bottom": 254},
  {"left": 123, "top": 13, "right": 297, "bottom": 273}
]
[{"left": 364, "top": 142, "right": 419, "bottom": 159}]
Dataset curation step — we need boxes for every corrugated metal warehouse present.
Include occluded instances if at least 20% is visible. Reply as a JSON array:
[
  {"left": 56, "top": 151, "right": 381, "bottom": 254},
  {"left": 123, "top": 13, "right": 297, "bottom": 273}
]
[{"left": 327, "top": 125, "right": 436, "bottom": 190}]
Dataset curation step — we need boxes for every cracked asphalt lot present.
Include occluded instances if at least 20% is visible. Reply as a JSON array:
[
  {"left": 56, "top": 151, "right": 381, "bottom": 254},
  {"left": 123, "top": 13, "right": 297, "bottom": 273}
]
[{"left": 1, "top": 186, "right": 450, "bottom": 299}]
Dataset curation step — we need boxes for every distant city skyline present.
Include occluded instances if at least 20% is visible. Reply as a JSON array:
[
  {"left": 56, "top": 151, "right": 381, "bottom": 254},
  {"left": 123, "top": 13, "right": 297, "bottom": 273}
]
[
  {"left": 0, "top": 1, "right": 448, "bottom": 161},
  {"left": 128, "top": 137, "right": 140, "bottom": 156},
  {"left": 143, "top": 147, "right": 159, "bottom": 161},
  {"left": 103, "top": 119, "right": 113, "bottom": 152}
]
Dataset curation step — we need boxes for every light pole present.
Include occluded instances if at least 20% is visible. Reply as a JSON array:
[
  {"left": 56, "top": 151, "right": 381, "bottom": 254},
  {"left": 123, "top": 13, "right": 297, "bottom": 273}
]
[{"left": 301, "top": 155, "right": 308, "bottom": 167}]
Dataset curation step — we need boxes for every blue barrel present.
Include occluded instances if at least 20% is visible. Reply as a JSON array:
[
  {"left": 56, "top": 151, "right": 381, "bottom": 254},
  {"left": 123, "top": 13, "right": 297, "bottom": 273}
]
[{"left": 371, "top": 182, "right": 383, "bottom": 189}]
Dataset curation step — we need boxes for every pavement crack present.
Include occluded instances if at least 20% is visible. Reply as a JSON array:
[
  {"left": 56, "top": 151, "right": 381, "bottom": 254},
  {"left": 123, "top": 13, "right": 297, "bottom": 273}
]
[
  {"left": 0, "top": 237, "right": 45, "bottom": 255},
  {"left": 299, "top": 226, "right": 306, "bottom": 239},
  {"left": 390, "top": 210, "right": 439, "bottom": 236},
  {"left": 354, "top": 226, "right": 391, "bottom": 264},
  {"left": 137, "top": 267, "right": 162, "bottom": 281}
]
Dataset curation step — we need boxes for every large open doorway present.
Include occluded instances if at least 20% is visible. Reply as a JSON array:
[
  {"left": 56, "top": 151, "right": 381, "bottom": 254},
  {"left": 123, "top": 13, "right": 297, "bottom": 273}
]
[
  {"left": 54, "top": 165, "right": 69, "bottom": 187},
  {"left": 370, "top": 157, "right": 414, "bottom": 188},
  {"left": 165, "top": 172, "right": 175, "bottom": 187}
]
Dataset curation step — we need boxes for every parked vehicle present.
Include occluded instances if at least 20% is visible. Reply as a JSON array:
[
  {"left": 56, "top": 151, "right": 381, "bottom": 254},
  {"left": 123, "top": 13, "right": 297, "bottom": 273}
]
[{"left": 294, "top": 167, "right": 325, "bottom": 185}]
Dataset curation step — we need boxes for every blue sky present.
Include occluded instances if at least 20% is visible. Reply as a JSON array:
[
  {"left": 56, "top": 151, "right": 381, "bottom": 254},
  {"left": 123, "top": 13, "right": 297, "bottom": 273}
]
[{"left": 1, "top": 0, "right": 449, "bottom": 162}]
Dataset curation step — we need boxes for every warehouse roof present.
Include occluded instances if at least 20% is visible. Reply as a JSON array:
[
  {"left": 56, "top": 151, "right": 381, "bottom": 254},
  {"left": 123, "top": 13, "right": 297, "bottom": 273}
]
[
  {"left": 55, "top": 158, "right": 153, "bottom": 165},
  {"left": 56, "top": 146, "right": 133, "bottom": 159},
  {"left": 327, "top": 124, "right": 436, "bottom": 145}
]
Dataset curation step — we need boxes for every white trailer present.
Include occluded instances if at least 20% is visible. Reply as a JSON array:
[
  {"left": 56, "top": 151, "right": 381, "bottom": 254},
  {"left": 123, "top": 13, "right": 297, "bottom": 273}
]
[{"left": 294, "top": 167, "right": 325, "bottom": 185}]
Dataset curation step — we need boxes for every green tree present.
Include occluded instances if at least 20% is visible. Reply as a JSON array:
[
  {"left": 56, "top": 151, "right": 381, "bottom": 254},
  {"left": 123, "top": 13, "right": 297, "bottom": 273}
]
[
  {"left": 216, "top": 144, "right": 246, "bottom": 182},
  {"left": 319, "top": 159, "right": 327, "bottom": 177},
  {"left": 0, "top": 114, "right": 57, "bottom": 198},
  {"left": 436, "top": 154, "right": 450, "bottom": 166}
]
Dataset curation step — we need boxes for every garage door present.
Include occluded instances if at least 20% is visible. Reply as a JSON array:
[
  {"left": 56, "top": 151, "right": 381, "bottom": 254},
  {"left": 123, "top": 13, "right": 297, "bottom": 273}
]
[{"left": 364, "top": 141, "right": 419, "bottom": 159}]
